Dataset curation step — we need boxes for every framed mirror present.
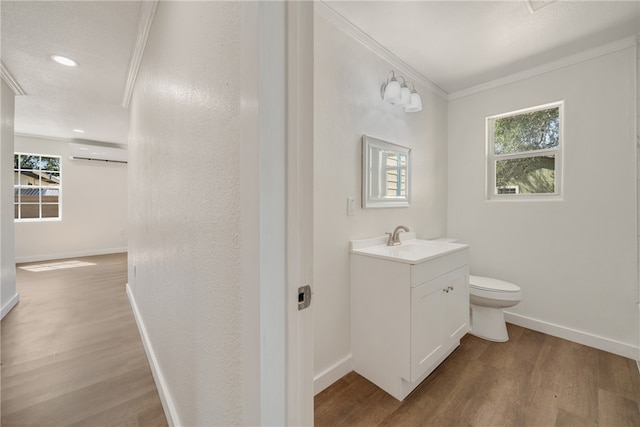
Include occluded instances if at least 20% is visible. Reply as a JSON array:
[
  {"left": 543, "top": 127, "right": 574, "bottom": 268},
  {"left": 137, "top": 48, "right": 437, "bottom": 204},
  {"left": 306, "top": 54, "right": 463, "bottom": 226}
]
[{"left": 362, "top": 135, "right": 411, "bottom": 208}]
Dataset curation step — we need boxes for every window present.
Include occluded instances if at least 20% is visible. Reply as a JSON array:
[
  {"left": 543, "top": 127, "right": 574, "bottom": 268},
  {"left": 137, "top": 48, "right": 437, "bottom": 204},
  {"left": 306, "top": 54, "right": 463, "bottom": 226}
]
[
  {"left": 384, "top": 152, "right": 408, "bottom": 198},
  {"left": 14, "top": 153, "right": 61, "bottom": 221},
  {"left": 486, "top": 102, "right": 562, "bottom": 199}
]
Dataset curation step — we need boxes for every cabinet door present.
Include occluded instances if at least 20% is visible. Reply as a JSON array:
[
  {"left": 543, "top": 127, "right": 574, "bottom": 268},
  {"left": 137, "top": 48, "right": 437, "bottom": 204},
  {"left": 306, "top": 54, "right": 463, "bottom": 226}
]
[
  {"left": 445, "top": 269, "right": 470, "bottom": 343},
  {"left": 410, "top": 278, "right": 445, "bottom": 382}
]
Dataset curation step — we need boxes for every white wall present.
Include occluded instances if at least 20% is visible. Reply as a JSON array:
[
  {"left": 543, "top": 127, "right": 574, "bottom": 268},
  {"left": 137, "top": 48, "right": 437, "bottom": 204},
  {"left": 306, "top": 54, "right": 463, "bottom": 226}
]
[
  {"left": 127, "top": 2, "right": 243, "bottom": 425},
  {"left": 313, "top": 13, "right": 449, "bottom": 389},
  {"left": 1, "top": 80, "right": 18, "bottom": 318},
  {"left": 13, "top": 135, "right": 127, "bottom": 262},
  {"left": 448, "top": 47, "right": 638, "bottom": 357},
  {"left": 637, "top": 40, "right": 640, "bottom": 360}
]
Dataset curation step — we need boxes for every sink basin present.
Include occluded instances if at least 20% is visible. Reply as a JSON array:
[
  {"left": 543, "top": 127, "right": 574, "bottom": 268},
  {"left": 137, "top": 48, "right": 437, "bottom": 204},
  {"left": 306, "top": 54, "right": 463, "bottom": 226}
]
[{"left": 350, "top": 234, "right": 468, "bottom": 264}]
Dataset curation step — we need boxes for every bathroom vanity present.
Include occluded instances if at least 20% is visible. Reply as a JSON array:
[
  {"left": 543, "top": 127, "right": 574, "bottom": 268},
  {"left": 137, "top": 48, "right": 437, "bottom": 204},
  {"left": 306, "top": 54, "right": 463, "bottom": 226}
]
[{"left": 350, "top": 233, "right": 470, "bottom": 401}]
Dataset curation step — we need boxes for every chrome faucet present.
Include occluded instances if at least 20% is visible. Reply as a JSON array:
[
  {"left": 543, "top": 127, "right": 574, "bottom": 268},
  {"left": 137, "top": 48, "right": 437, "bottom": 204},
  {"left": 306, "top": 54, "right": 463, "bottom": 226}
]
[{"left": 386, "top": 225, "right": 409, "bottom": 246}]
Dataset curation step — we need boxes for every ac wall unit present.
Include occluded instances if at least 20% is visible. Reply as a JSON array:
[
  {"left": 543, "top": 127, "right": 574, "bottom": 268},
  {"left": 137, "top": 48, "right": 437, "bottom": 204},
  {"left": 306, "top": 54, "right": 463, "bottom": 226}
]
[{"left": 69, "top": 142, "right": 127, "bottom": 163}]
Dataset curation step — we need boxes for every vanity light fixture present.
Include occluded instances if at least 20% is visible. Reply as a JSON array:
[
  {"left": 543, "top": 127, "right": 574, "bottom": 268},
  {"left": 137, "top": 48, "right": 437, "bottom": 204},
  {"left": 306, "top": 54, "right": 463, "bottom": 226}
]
[
  {"left": 51, "top": 55, "right": 78, "bottom": 67},
  {"left": 397, "top": 77, "right": 412, "bottom": 107},
  {"left": 404, "top": 82, "right": 423, "bottom": 113},
  {"left": 73, "top": 129, "right": 85, "bottom": 133},
  {"left": 381, "top": 71, "right": 422, "bottom": 113},
  {"left": 381, "top": 71, "right": 401, "bottom": 104}
]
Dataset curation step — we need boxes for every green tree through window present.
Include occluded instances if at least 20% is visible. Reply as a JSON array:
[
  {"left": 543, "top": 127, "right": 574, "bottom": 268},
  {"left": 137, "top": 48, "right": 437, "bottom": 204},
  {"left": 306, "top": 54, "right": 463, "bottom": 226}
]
[
  {"left": 488, "top": 104, "right": 562, "bottom": 197},
  {"left": 493, "top": 108, "right": 559, "bottom": 154},
  {"left": 14, "top": 153, "right": 61, "bottom": 220}
]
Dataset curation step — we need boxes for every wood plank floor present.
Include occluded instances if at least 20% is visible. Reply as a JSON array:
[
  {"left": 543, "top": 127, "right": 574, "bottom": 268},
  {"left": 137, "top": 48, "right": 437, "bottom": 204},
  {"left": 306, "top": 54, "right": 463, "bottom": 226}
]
[
  {"left": 315, "top": 324, "right": 640, "bottom": 426},
  {"left": 1, "top": 253, "right": 167, "bottom": 427}
]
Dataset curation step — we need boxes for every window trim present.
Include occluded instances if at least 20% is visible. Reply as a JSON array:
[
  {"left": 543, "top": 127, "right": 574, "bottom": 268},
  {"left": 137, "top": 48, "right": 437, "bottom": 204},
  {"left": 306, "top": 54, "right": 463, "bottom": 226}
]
[
  {"left": 14, "top": 152, "right": 62, "bottom": 222},
  {"left": 485, "top": 101, "right": 564, "bottom": 201}
]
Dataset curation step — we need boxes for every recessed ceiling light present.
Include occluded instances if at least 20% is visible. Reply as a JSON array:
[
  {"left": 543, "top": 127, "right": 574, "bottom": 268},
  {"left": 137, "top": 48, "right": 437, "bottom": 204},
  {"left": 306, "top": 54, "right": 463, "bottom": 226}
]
[
  {"left": 73, "top": 129, "right": 85, "bottom": 133},
  {"left": 51, "top": 55, "right": 78, "bottom": 67}
]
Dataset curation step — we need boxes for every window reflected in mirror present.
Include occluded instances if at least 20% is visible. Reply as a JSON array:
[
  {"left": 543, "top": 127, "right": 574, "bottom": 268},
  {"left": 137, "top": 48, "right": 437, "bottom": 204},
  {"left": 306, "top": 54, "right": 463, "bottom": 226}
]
[{"left": 362, "top": 136, "right": 411, "bottom": 208}]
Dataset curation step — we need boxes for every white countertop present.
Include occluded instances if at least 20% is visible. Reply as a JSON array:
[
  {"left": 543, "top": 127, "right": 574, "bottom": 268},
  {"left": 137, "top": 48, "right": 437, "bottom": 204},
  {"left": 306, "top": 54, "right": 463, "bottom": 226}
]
[{"left": 350, "top": 233, "right": 468, "bottom": 264}]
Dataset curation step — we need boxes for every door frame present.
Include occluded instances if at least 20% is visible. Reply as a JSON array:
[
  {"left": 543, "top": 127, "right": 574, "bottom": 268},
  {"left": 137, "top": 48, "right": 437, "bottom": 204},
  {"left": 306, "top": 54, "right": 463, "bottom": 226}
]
[
  {"left": 240, "top": 2, "right": 314, "bottom": 425},
  {"left": 285, "top": 1, "right": 314, "bottom": 425}
]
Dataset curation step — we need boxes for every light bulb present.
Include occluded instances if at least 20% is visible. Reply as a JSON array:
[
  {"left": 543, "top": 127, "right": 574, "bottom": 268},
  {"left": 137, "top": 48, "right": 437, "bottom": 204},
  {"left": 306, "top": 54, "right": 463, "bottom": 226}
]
[
  {"left": 404, "top": 92, "right": 422, "bottom": 113},
  {"left": 398, "top": 85, "right": 411, "bottom": 106},
  {"left": 382, "top": 78, "right": 401, "bottom": 105}
]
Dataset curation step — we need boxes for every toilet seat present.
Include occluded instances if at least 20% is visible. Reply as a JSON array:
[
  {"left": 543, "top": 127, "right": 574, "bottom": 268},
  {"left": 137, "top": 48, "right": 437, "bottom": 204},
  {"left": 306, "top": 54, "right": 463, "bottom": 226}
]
[{"left": 469, "top": 275, "right": 520, "bottom": 293}]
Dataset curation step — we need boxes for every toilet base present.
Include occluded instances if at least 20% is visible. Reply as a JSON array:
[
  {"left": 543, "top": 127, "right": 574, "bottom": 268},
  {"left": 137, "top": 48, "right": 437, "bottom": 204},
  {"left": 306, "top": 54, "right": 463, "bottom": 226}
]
[{"left": 469, "top": 304, "right": 509, "bottom": 342}]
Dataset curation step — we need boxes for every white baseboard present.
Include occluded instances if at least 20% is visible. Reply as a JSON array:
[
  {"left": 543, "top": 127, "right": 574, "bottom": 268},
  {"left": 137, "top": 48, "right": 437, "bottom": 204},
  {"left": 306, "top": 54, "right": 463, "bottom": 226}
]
[
  {"left": 313, "top": 354, "right": 353, "bottom": 396},
  {"left": 504, "top": 311, "right": 639, "bottom": 360},
  {"left": 1, "top": 292, "right": 20, "bottom": 319},
  {"left": 126, "top": 284, "right": 179, "bottom": 427},
  {"left": 16, "top": 247, "right": 127, "bottom": 264}
]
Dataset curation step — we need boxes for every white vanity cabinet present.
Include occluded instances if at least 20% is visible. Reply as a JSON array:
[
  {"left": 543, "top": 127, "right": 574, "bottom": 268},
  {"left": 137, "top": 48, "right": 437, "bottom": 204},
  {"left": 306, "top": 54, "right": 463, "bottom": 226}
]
[
  {"left": 350, "top": 238, "right": 469, "bottom": 401},
  {"left": 410, "top": 266, "right": 468, "bottom": 383}
]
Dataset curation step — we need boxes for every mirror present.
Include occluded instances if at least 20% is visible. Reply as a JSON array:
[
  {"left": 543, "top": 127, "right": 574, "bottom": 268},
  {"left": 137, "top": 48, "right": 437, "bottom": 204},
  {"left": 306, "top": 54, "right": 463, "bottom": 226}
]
[{"left": 362, "top": 135, "right": 411, "bottom": 208}]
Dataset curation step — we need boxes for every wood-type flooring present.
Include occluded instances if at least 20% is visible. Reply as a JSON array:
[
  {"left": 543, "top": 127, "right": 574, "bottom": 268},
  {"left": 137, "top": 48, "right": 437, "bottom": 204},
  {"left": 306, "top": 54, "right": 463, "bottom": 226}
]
[
  {"left": 5, "top": 254, "right": 639, "bottom": 426},
  {"left": 1, "top": 253, "right": 167, "bottom": 427},
  {"left": 315, "top": 324, "right": 640, "bottom": 426}
]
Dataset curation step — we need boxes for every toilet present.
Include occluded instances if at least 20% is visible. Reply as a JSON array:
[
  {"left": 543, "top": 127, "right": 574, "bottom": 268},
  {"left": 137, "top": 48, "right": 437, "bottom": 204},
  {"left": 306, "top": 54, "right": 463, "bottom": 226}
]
[
  {"left": 431, "top": 238, "right": 524, "bottom": 342},
  {"left": 469, "top": 275, "right": 523, "bottom": 342}
]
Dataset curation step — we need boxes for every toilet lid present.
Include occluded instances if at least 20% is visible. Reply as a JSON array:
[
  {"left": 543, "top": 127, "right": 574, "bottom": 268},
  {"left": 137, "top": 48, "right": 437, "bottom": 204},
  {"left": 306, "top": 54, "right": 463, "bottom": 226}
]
[{"left": 469, "top": 275, "right": 520, "bottom": 292}]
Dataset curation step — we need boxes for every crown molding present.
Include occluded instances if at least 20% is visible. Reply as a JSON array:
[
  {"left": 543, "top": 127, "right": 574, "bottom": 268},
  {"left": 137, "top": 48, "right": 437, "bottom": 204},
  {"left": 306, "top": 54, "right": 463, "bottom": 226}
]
[
  {"left": 1, "top": 61, "right": 26, "bottom": 96},
  {"left": 14, "top": 132, "right": 126, "bottom": 148},
  {"left": 315, "top": 1, "right": 447, "bottom": 99},
  {"left": 122, "top": 0, "right": 158, "bottom": 108},
  {"left": 449, "top": 35, "right": 638, "bottom": 101},
  {"left": 14, "top": 132, "right": 71, "bottom": 142}
]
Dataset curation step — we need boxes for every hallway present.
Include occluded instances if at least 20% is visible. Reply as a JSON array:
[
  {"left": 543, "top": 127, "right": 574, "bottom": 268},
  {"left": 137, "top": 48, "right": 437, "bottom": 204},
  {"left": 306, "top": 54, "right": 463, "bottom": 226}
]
[{"left": 1, "top": 253, "right": 166, "bottom": 426}]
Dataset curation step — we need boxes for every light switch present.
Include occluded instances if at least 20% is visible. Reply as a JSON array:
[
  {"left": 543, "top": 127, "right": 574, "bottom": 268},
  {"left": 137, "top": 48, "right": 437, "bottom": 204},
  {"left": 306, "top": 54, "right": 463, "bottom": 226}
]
[{"left": 347, "top": 196, "right": 355, "bottom": 216}]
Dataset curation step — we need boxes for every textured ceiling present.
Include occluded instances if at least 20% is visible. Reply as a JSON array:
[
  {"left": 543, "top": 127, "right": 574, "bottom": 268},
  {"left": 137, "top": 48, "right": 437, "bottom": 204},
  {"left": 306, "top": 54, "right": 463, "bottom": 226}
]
[
  {"left": 327, "top": 0, "right": 640, "bottom": 94},
  {"left": 1, "top": 1, "right": 141, "bottom": 144},
  {"left": 1, "top": 1, "right": 638, "bottom": 145}
]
